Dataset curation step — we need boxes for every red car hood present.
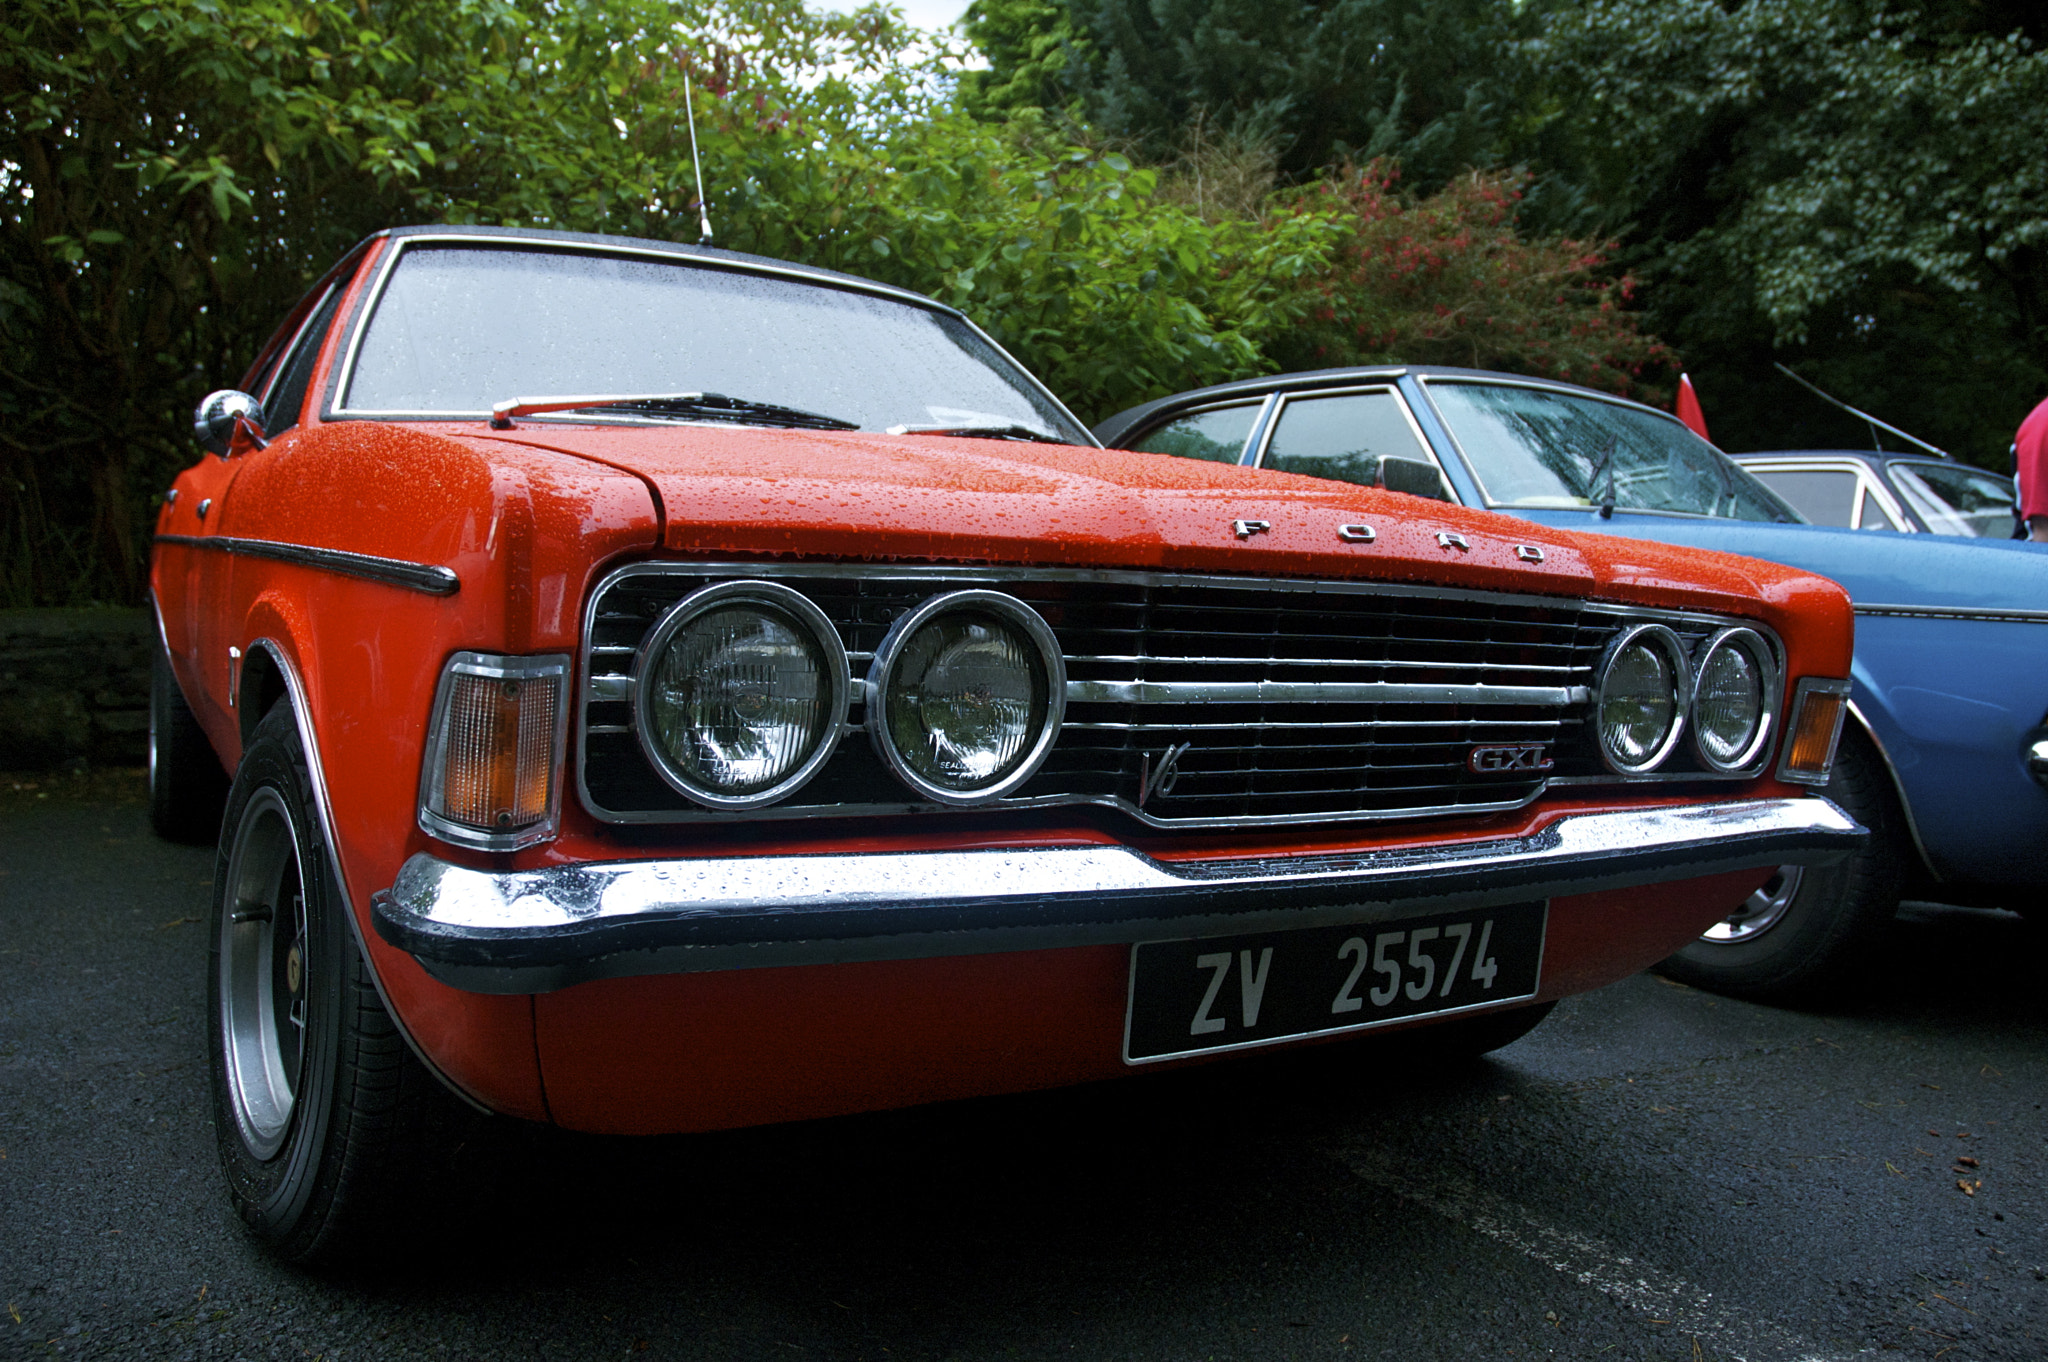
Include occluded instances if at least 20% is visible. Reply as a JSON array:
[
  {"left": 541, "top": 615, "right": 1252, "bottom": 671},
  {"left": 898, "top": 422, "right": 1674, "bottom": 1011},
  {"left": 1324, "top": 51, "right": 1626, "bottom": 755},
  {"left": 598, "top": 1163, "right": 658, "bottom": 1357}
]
[{"left": 467, "top": 424, "right": 1839, "bottom": 621}]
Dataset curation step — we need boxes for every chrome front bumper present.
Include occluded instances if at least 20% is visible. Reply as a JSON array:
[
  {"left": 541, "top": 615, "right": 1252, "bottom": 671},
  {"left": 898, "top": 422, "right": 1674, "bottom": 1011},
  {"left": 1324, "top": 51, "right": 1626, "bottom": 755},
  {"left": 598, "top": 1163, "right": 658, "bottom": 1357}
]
[{"left": 372, "top": 797, "right": 1864, "bottom": 994}]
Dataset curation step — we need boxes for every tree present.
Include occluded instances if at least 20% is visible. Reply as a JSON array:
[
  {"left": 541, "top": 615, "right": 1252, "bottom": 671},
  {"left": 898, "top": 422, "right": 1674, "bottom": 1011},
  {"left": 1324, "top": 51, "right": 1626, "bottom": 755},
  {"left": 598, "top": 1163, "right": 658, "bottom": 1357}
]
[
  {"left": 0, "top": 0, "right": 1338, "bottom": 604},
  {"left": 961, "top": 0, "right": 1540, "bottom": 190},
  {"left": 1272, "top": 163, "right": 1674, "bottom": 397},
  {"left": 1521, "top": 0, "right": 2048, "bottom": 462}
]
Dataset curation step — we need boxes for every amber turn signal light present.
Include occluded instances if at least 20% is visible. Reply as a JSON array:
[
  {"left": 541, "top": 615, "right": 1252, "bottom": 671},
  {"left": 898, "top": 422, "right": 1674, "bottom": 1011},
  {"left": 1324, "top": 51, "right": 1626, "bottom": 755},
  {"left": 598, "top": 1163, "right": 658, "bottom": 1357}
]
[
  {"left": 419, "top": 653, "right": 570, "bottom": 850},
  {"left": 1775, "top": 678, "right": 1850, "bottom": 786}
]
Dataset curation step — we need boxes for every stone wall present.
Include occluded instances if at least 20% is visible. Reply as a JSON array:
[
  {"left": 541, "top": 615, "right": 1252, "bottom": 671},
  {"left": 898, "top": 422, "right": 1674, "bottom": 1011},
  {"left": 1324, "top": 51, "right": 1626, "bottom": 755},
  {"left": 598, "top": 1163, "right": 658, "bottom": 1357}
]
[{"left": 0, "top": 609, "right": 153, "bottom": 769}]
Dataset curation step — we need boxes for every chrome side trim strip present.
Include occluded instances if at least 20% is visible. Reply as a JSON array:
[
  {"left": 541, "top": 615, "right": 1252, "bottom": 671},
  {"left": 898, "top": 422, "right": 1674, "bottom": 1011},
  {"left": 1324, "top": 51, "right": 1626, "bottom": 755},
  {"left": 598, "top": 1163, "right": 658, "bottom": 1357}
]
[
  {"left": 154, "top": 534, "right": 458, "bottom": 596},
  {"left": 1066, "top": 679, "right": 1589, "bottom": 707},
  {"left": 372, "top": 796, "right": 1864, "bottom": 993},
  {"left": 1852, "top": 603, "right": 2048, "bottom": 625},
  {"left": 243, "top": 639, "right": 492, "bottom": 1112}
]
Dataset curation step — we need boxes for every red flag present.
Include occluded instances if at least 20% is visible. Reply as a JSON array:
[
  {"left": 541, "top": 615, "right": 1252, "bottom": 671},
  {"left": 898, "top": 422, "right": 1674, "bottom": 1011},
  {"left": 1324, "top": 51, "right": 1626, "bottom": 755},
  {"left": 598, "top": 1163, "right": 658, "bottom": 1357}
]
[{"left": 1675, "top": 373, "right": 1711, "bottom": 442}]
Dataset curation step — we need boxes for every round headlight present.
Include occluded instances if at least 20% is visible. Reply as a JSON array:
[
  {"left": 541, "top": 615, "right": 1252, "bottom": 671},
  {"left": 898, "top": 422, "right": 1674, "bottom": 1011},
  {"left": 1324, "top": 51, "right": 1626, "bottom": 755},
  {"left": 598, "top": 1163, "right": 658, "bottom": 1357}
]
[
  {"left": 1597, "top": 624, "right": 1688, "bottom": 773},
  {"left": 634, "top": 582, "right": 847, "bottom": 808},
  {"left": 868, "top": 590, "right": 1066, "bottom": 803},
  {"left": 1692, "top": 628, "right": 1776, "bottom": 772}
]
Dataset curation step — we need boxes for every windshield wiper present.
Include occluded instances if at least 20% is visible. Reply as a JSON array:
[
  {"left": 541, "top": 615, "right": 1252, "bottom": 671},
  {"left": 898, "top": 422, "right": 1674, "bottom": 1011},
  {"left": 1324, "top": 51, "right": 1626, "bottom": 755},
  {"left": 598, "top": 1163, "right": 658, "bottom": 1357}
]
[
  {"left": 491, "top": 392, "right": 858, "bottom": 431},
  {"left": 1586, "top": 436, "right": 1620, "bottom": 519},
  {"left": 887, "top": 422, "right": 1070, "bottom": 445}
]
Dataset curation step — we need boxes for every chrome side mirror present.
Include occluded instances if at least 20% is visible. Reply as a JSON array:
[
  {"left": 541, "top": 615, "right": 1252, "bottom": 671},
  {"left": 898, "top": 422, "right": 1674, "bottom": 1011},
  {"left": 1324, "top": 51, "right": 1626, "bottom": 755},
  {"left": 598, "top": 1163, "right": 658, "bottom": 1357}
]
[{"left": 193, "top": 390, "right": 267, "bottom": 456}]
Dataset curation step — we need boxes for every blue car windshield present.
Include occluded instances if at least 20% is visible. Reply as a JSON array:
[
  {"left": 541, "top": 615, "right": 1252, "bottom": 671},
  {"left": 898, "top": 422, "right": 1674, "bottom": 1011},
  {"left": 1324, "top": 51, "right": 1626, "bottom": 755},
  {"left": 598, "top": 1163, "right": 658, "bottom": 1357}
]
[
  {"left": 339, "top": 245, "right": 1090, "bottom": 442},
  {"left": 1426, "top": 381, "right": 1799, "bottom": 522}
]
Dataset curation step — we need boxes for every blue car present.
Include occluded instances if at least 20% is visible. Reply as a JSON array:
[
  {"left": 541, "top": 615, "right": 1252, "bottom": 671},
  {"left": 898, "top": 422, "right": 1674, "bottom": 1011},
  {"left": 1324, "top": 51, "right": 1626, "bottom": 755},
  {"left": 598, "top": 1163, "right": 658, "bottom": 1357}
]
[{"left": 1098, "top": 367, "right": 2048, "bottom": 1000}]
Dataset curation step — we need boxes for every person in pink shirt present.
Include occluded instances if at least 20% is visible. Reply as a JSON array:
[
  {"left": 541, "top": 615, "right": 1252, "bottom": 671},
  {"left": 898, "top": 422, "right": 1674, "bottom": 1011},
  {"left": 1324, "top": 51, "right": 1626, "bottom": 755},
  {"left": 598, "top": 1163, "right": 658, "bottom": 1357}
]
[{"left": 2018, "top": 395, "right": 2048, "bottom": 541}]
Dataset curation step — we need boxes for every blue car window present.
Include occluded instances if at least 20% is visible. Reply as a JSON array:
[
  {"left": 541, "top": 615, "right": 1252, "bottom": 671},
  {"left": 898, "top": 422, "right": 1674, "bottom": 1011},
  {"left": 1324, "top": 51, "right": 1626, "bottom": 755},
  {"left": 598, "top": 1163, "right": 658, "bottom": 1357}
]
[
  {"left": 1259, "top": 390, "right": 1442, "bottom": 492},
  {"left": 1749, "top": 469, "right": 1858, "bottom": 527},
  {"left": 1890, "top": 462, "right": 2017, "bottom": 539},
  {"left": 1427, "top": 381, "right": 1798, "bottom": 522},
  {"left": 1128, "top": 403, "right": 1261, "bottom": 463}
]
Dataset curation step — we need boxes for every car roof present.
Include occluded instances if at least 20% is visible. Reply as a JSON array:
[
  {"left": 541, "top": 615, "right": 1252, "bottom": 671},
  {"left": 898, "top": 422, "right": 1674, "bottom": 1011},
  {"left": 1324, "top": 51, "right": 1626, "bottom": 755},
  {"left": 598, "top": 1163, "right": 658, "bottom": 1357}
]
[
  {"left": 1092, "top": 365, "right": 1678, "bottom": 447},
  {"left": 363, "top": 223, "right": 960, "bottom": 319}
]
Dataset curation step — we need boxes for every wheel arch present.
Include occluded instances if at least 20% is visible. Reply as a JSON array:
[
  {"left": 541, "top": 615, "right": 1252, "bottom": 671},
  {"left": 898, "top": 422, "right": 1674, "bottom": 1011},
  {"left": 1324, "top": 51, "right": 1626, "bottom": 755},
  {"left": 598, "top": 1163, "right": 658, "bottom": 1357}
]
[
  {"left": 235, "top": 634, "right": 490, "bottom": 1114},
  {"left": 1842, "top": 698, "right": 1938, "bottom": 885}
]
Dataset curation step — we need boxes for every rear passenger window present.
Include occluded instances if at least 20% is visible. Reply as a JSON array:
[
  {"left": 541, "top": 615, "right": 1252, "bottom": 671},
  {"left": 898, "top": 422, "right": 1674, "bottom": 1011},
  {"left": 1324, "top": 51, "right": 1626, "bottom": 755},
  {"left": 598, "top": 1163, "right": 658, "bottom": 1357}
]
[
  {"left": 1129, "top": 403, "right": 1260, "bottom": 464},
  {"left": 1750, "top": 469, "right": 1857, "bottom": 526}
]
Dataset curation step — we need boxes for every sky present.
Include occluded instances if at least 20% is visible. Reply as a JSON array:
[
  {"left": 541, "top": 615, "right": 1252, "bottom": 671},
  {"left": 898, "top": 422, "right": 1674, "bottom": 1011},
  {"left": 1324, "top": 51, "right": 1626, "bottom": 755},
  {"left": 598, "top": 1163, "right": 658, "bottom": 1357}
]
[{"left": 812, "top": 0, "right": 974, "bottom": 31}]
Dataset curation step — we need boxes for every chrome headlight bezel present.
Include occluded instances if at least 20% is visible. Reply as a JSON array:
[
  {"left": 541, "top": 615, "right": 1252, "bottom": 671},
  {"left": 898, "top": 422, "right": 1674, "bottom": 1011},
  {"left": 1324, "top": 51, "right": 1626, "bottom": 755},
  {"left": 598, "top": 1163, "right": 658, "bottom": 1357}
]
[
  {"left": 631, "top": 580, "right": 850, "bottom": 810},
  {"left": 1595, "top": 623, "right": 1691, "bottom": 775},
  {"left": 865, "top": 589, "right": 1067, "bottom": 805},
  {"left": 1689, "top": 626, "right": 1781, "bottom": 774}
]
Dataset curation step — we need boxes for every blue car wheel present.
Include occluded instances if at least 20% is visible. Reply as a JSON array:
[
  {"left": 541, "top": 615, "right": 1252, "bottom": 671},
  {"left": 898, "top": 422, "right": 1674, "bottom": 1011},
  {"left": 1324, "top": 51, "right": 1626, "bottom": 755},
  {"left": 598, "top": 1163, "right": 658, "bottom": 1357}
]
[{"left": 1656, "top": 729, "right": 1906, "bottom": 1002}]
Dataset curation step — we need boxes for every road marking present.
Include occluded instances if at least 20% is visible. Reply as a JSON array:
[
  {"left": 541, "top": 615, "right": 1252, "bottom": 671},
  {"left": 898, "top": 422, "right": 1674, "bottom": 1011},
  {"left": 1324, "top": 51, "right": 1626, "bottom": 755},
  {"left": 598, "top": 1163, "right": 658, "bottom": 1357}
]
[{"left": 1338, "top": 1145, "right": 1860, "bottom": 1362}]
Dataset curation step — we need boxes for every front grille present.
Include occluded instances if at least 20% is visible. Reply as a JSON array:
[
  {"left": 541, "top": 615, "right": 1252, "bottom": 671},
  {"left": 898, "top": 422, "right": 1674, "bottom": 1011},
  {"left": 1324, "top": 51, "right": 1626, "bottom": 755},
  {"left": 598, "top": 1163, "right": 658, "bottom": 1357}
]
[{"left": 578, "top": 564, "right": 1729, "bottom": 828}]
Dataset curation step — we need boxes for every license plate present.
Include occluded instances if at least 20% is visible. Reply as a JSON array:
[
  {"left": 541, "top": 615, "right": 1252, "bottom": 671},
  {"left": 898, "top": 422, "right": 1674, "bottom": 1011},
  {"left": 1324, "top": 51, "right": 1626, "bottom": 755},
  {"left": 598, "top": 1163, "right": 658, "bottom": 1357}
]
[{"left": 1123, "top": 901, "right": 1547, "bottom": 1063}]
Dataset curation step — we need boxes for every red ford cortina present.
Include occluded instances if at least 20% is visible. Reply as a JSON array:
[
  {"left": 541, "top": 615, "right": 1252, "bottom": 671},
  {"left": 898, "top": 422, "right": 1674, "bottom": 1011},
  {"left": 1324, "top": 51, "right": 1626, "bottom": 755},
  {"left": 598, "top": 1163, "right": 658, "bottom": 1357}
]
[{"left": 151, "top": 225, "right": 1863, "bottom": 1261}]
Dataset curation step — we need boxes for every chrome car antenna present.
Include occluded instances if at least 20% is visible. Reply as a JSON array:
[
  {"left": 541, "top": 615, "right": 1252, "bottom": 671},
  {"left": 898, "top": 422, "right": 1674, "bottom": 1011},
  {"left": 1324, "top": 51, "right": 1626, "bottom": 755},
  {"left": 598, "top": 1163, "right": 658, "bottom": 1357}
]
[
  {"left": 1774, "top": 362, "right": 1949, "bottom": 459},
  {"left": 684, "top": 65, "right": 714, "bottom": 242}
]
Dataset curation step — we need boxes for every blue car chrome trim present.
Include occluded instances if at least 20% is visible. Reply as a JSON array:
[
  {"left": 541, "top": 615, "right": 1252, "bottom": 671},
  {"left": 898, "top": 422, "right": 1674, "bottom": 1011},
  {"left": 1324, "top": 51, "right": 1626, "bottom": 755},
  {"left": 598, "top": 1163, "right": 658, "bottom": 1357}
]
[
  {"left": 154, "top": 534, "right": 459, "bottom": 596},
  {"left": 372, "top": 796, "right": 1864, "bottom": 994},
  {"left": 1852, "top": 603, "right": 2048, "bottom": 625}
]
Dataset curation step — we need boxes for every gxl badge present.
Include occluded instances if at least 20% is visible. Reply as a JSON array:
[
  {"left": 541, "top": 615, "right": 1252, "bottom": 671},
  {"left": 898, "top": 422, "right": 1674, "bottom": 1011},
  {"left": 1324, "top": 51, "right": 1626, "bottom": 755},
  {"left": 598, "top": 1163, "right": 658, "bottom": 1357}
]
[{"left": 1467, "top": 744, "right": 1555, "bottom": 775}]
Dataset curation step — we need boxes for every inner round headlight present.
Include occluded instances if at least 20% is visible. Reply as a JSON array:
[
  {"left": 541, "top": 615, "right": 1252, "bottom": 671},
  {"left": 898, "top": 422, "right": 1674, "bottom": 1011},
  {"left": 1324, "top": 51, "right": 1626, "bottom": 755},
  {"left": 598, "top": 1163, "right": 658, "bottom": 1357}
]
[
  {"left": 636, "top": 583, "right": 847, "bottom": 807},
  {"left": 1597, "top": 625, "right": 1687, "bottom": 773},
  {"left": 1692, "top": 629, "right": 1775, "bottom": 771},
  {"left": 869, "top": 591, "right": 1066, "bottom": 802}
]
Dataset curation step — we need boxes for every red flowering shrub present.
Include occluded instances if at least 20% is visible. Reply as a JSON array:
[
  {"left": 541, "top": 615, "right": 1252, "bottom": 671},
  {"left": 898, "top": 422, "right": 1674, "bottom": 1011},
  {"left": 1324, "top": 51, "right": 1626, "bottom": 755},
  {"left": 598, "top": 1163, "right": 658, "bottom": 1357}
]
[{"left": 1272, "top": 163, "right": 1676, "bottom": 400}]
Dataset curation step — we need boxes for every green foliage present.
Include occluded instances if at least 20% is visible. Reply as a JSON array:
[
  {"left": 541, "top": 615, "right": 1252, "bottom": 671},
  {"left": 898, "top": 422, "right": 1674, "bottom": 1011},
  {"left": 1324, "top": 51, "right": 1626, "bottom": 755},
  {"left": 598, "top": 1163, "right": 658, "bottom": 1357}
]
[
  {"left": 962, "top": 0, "right": 1541, "bottom": 189},
  {"left": 1522, "top": 0, "right": 2048, "bottom": 462},
  {"left": 1, "top": 0, "right": 1343, "bottom": 604},
  {"left": 958, "top": 0, "right": 1090, "bottom": 119},
  {"left": 1271, "top": 163, "right": 1675, "bottom": 398}
]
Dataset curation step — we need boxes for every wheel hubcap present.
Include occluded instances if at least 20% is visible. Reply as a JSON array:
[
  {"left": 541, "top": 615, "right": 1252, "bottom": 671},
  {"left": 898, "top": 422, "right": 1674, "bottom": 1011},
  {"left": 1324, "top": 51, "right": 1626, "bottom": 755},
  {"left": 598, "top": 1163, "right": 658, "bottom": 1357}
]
[
  {"left": 219, "top": 786, "right": 309, "bottom": 1161},
  {"left": 1700, "top": 863, "right": 1804, "bottom": 944}
]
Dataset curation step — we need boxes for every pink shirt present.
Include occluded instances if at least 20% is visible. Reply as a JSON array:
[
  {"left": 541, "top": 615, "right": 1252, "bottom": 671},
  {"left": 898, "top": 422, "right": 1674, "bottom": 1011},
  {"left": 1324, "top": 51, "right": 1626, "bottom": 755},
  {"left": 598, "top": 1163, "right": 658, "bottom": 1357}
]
[{"left": 2019, "top": 396, "right": 2048, "bottom": 520}]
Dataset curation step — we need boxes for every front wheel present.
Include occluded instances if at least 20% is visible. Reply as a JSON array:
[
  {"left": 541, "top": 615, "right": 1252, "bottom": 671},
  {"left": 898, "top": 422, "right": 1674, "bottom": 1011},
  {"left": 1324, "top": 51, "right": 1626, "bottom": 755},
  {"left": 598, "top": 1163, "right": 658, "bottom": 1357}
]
[
  {"left": 1657, "top": 728, "right": 1905, "bottom": 1003},
  {"left": 209, "top": 703, "right": 438, "bottom": 1263}
]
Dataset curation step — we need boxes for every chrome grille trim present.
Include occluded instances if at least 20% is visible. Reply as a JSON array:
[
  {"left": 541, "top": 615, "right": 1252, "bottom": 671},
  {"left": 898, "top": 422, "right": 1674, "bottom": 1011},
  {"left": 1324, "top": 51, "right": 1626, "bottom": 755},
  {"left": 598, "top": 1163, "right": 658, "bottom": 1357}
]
[
  {"left": 1065, "top": 679, "right": 1589, "bottom": 707},
  {"left": 577, "top": 561, "right": 1781, "bottom": 828}
]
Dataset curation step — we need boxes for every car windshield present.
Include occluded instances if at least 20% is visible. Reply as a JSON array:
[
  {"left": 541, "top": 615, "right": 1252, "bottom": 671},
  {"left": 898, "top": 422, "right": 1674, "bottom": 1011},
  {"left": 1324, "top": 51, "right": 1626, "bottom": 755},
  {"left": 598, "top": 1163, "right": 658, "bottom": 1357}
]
[
  {"left": 1426, "top": 381, "right": 1799, "bottom": 522},
  {"left": 340, "top": 245, "right": 1090, "bottom": 442}
]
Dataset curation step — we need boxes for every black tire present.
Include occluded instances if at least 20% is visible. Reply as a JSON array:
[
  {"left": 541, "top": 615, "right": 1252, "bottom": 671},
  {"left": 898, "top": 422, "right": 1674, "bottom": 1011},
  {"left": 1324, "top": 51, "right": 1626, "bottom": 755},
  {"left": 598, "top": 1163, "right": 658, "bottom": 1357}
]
[
  {"left": 208, "top": 703, "right": 439, "bottom": 1264},
  {"left": 148, "top": 639, "right": 230, "bottom": 844},
  {"left": 1657, "top": 727, "right": 1905, "bottom": 1003}
]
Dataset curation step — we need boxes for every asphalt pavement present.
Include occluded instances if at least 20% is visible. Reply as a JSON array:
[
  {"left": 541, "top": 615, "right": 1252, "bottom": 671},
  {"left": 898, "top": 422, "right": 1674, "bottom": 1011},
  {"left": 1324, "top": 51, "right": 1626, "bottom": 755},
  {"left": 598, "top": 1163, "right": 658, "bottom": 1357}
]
[{"left": 2, "top": 780, "right": 2042, "bottom": 1361}]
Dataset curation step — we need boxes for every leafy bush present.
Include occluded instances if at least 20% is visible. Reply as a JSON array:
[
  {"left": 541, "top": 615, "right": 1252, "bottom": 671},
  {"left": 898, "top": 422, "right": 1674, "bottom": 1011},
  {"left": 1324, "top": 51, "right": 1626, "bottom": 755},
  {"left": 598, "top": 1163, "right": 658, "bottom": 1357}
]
[{"left": 1271, "top": 163, "right": 1675, "bottom": 398}]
